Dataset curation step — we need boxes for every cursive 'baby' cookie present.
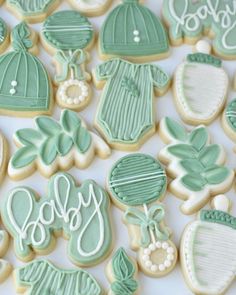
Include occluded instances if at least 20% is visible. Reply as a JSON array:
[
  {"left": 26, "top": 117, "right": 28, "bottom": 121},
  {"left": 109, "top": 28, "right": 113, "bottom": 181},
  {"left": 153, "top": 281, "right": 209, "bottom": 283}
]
[
  {"left": 1, "top": 172, "right": 113, "bottom": 266},
  {"left": 8, "top": 109, "right": 111, "bottom": 180},
  {"left": 107, "top": 154, "right": 178, "bottom": 277},
  {"left": 68, "top": 0, "right": 112, "bottom": 17},
  {"left": 159, "top": 117, "right": 234, "bottom": 215},
  {"left": 14, "top": 259, "right": 103, "bottom": 294}
]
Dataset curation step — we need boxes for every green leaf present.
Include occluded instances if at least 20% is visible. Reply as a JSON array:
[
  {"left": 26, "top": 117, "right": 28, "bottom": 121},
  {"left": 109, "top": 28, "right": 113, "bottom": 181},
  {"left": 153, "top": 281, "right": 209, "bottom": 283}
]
[
  {"left": 55, "top": 133, "right": 73, "bottom": 156},
  {"left": 73, "top": 126, "right": 91, "bottom": 153},
  {"left": 61, "top": 110, "right": 81, "bottom": 133},
  {"left": 168, "top": 144, "right": 197, "bottom": 159},
  {"left": 39, "top": 137, "right": 57, "bottom": 165},
  {"left": 199, "top": 145, "right": 220, "bottom": 167},
  {"left": 112, "top": 248, "right": 135, "bottom": 281},
  {"left": 15, "top": 129, "right": 43, "bottom": 146},
  {"left": 204, "top": 166, "right": 230, "bottom": 184},
  {"left": 181, "top": 173, "right": 207, "bottom": 191},
  {"left": 180, "top": 159, "right": 204, "bottom": 173},
  {"left": 111, "top": 279, "right": 138, "bottom": 295},
  {"left": 11, "top": 146, "right": 37, "bottom": 169},
  {"left": 36, "top": 117, "right": 61, "bottom": 136},
  {"left": 165, "top": 117, "right": 187, "bottom": 141},
  {"left": 188, "top": 127, "right": 208, "bottom": 151}
]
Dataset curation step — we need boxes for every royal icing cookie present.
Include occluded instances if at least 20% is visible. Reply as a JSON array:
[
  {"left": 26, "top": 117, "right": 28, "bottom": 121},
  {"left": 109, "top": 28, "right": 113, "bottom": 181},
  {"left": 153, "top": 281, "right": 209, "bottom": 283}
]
[
  {"left": 174, "top": 40, "right": 229, "bottom": 125},
  {"left": 0, "top": 221, "right": 12, "bottom": 283},
  {"left": 2, "top": 172, "right": 113, "bottom": 266},
  {"left": 42, "top": 10, "right": 94, "bottom": 111},
  {"left": 107, "top": 248, "right": 139, "bottom": 295},
  {"left": 8, "top": 109, "right": 111, "bottom": 180},
  {"left": 108, "top": 154, "right": 178, "bottom": 277},
  {"left": 99, "top": 0, "right": 169, "bottom": 61},
  {"left": 159, "top": 117, "right": 234, "bottom": 215},
  {"left": 14, "top": 259, "right": 102, "bottom": 294},
  {"left": 6, "top": 0, "right": 60, "bottom": 23},
  {"left": 93, "top": 58, "right": 170, "bottom": 151},
  {"left": 0, "top": 131, "right": 8, "bottom": 184},
  {"left": 163, "top": 0, "right": 236, "bottom": 59},
  {"left": 0, "top": 22, "right": 53, "bottom": 117},
  {"left": 181, "top": 195, "right": 236, "bottom": 295},
  {"left": 0, "top": 18, "right": 9, "bottom": 54},
  {"left": 222, "top": 98, "right": 236, "bottom": 142},
  {"left": 68, "top": 0, "right": 111, "bottom": 17}
]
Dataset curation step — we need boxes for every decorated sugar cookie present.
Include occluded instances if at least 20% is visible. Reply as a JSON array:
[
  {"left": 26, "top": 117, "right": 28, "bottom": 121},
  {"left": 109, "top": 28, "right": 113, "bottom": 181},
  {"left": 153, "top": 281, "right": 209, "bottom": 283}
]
[
  {"left": 0, "top": 131, "right": 8, "bottom": 184},
  {"left": 99, "top": 0, "right": 169, "bottom": 61},
  {"left": 1, "top": 172, "right": 113, "bottom": 266},
  {"left": 0, "top": 18, "right": 9, "bottom": 54},
  {"left": 14, "top": 259, "right": 102, "bottom": 294},
  {"left": 93, "top": 58, "right": 170, "bottom": 151},
  {"left": 174, "top": 40, "right": 229, "bottom": 125},
  {"left": 222, "top": 99, "right": 236, "bottom": 142},
  {"left": 42, "top": 10, "right": 94, "bottom": 110},
  {"left": 0, "top": 220, "right": 12, "bottom": 283},
  {"left": 6, "top": 0, "right": 60, "bottom": 23},
  {"left": 68, "top": 0, "right": 111, "bottom": 17},
  {"left": 159, "top": 117, "right": 234, "bottom": 215},
  {"left": 181, "top": 195, "right": 236, "bottom": 295},
  {"left": 163, "top": 0, "right": 236, "bottom": 59},
  {"left": 0, "top": 22, "right": 53, "bottom": 117},
  {"left": 108, "top": 154, "right": 178, "bottom": 277},
  {"left": 107, "top": 248, "right": 139, "bottom": 295},
  {"left": 8, "top": 109, "right": 111, "bottom": 180}
]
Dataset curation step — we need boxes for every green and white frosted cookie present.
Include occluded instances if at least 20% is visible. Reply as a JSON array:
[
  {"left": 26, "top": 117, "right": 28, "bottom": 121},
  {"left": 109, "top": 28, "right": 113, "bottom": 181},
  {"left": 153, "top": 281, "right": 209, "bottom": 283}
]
[
  {"left": 222, "top": 98, "right": 236, "bottom": 142},
  {"left": 0, "top": 17, "right": 9, "bottom": 54},
  {"left": 0, "top": 225, "right": 12, "bottom": 283},
  {"left": 68, "top": 0, "right": 112, "bottom": 17}
]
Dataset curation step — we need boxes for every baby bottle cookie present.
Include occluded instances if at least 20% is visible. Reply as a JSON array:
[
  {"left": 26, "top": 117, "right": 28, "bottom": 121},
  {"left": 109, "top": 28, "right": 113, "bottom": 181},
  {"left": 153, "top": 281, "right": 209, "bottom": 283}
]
[
  {"left": 68, "top": 0, "right": 111, "bottom": 17},
  {"left": 174, "top": 40, "right": 229, "bottom": 125},
  {"left": 0, "top": 18, "right": 9, "bottom": 54},
  {"left": 0, "top": 220, "right": 12, "bottom": 283},
  {"left": 159, "top": 117, "right": 234, "bottom": 215},
  {"left": 108, "top": 154, "right": 178, "bottom": 277},
  {"left": 181, "top": 195, "right": 236, "bottom": 295},
  {"left": 42, "top": 10, "right": 94, "bottom": 111}
]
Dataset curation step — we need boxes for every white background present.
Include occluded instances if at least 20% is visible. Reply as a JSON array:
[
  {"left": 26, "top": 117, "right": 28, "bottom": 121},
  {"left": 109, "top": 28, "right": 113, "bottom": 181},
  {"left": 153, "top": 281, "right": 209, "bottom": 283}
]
[{"left": 0, "top": 0, "right": 236, "bottom": 294}]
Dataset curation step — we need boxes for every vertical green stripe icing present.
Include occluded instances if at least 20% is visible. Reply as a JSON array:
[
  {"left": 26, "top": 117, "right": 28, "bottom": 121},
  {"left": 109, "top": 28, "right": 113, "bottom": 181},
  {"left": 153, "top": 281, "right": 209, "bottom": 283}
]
[
  {"left": 42, "top": 10, "right": 94, "bottom": 50},
  {"left": 8, "top": 0, "right": 58, "bottom": 14},
  {"left": 225, "top": 99, "right": 236, "bottom": 132},
  {"left": 16, "top": 259, "right": 102, "bottom": 294},
  {"left": 1, "top": 173, "right": 112, "bottom": 266},
  {"left": 0, "top": 18, "right": 7, "bottom": 45},
  {"left": 111, "top": 248, "right": 138, "bottom": 295},
  {"left": 109, "top": 153, "right": 167, "bottom": 206},
  {"left": 100, "top": 0, "right": 169, "bottom": 57},
  {"left": 0, "top": 22, "right": 51, "bottom": 112}
]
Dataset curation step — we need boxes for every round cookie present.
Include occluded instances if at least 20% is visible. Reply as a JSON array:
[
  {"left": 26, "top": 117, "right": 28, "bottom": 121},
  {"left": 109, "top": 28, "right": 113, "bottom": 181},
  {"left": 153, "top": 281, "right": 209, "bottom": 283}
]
[
  {"left": 68, "top": 0, "right": 112, "bottom": 17},
  {"left": 0, "top": 18, "right": 9, "bottom": 54},
  {"left": 41, "top": 10, "right": 94, "bottom": 111}
]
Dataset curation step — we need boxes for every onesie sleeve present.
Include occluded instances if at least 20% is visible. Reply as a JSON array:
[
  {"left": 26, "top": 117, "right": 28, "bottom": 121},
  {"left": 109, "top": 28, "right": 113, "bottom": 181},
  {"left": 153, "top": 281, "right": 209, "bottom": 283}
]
[
  {"left": 150, "top": 65, "right": 170, "bottom": 90},
  {"left": 95, "top": 59, "right": 119, "bottom": 81}
]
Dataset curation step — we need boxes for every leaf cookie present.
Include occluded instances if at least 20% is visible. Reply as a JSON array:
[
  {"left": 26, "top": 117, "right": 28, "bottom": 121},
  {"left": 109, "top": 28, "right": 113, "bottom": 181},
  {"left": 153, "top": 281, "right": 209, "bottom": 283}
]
[
  {"left": 93, "top": 58, "right": 170, "bottom": 151},
  {"left": 68, "top": 0, "right": 112, "bottom": 17},
  {"left": 181, "top": 195, "right": 236, "bottom": 295},
  {"left": 107, "top": 248, "right": 139, "bottom": 295},
  {"left": 159, "top": 117, "right": 234, "bottom": 215},
  {"left": 108, "top": 154, "right": 178, "bottom": 277},
  {"left": 42, "top": 10, "right": 94, "bottom": 111},
  {"left": 174, "top": 40, "right": 229, "bottom": 125},
  {"left": 1, "top": 172, "right": 113, "bottom": 266},
  {"left": 99, "top": 0, "right": 169, "bottom": 61},
  {"left": 8, "top": 109, "right": 111, "bottom": 180},
  {"left": 14, "top": 259, "right": 102, "bottom": 294}
]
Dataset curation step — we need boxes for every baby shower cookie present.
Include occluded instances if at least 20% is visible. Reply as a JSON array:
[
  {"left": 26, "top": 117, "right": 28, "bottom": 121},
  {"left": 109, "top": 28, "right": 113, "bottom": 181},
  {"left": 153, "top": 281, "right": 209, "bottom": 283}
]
[
  {"left": 107, "top": 248, "right": 139, "bottom": 295},
  {"left": 159, "top": 117, "right": 234, "bottom": 215},
  {"left": 163, "top": 0, "right": 236, "bottom": 59},
  {"left": 14, "top": 259, "right": 102, "bottom": 294},
  {"left": 99, "top": 0, "right": 169, "bottom": 61},
  {"left": 0, "top": 131, "right": 8, "bottom": 184},
  {"left": 174, "top": 40, "right": 229, "bottom": 125},
  {"left": 42, "top": 10, "right": 94, "bottom": 111},
  {"left": 107, "top": 154, "right": 178, "bottom": 277},
  {"left": 8, "top": 109, "right": 111, "bottom": 180},
  {"left": 181, "top": 194, "right": 236, "bottom": 295},
  {"left": 222, "top": 98, "right": 236, "bottom": 142},
  {"left": 93, "top": 58, "right": 170, "bottom": 151},
  {"left": 68, "top": 0, "right": 111, "bottom": 17},
  {"left": 0, "top": 220, "right": 12, "bottom": 283},
  {"left": 6, "top": 0, "right": 60, "bottom": 23},
  {"left": 0, "top": 18, "right": 9, "bottom": 54},
  {"left": 0, "top": 22, "right": 53, "bottom": 117},
  {"left": 1, "top": 172, "right": 113, "bottom": 266}
]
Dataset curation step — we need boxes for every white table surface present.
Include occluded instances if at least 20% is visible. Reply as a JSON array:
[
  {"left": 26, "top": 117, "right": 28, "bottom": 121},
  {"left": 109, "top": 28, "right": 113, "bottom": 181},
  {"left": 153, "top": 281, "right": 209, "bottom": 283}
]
[{"left": 0, "top": 0, "right": 236, "bottom": 294}]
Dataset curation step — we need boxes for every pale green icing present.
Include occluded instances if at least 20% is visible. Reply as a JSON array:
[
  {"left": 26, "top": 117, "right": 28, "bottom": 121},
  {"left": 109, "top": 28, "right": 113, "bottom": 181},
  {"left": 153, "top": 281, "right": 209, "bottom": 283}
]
[
  {"left": 11, "top": 109, "right": 91, "bottom": 168},
  {"left": 163, "top": 117, "right": 231, "bottom": 192},
  {"left": 95, "top": 59, "right": 169, "bottom": 145},
  {"left": 111, "top": 248, "right": 138, "bottom": 295},
  {"left": 1, "top": 173, "right": 112, "bottom": 266},
  {"left": 163, "top": 0, "right": 236, "bottom": 57},
  {"left": 15, "top": 259, "right": 102, "bottom": 294},
  {"left": 8, "top": 0, "right": 58, "bottom": 15},
  {"left": 225, "top": 99, "right": 236, "bottom": 132},
  {"left": 72, "top": 0, "right": 109, "bottom": 11},
  {"left": 100, "top": 0, "right": 169, "bottom": 57},
  {"left": 0, "top": 18, "right": 7, "bottom": 45},
  {"left": 0, "top": 22, "right": 51, "bottom": 112},
  {"left": 108, "top": 153, "right": 167, "bottom": 206}
]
